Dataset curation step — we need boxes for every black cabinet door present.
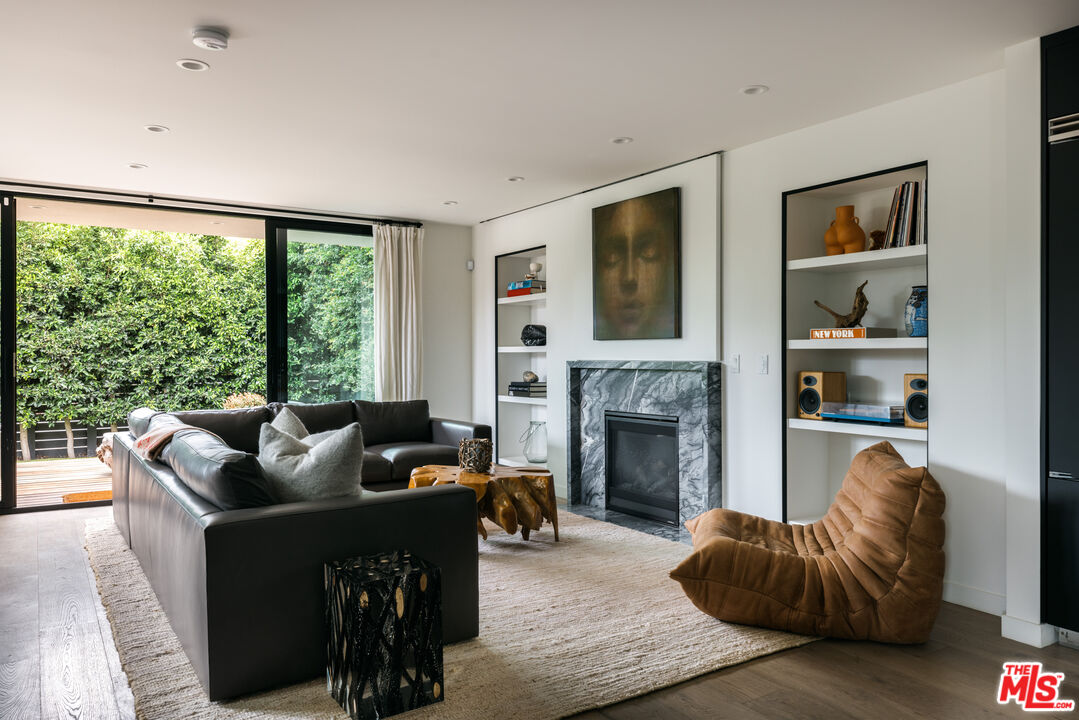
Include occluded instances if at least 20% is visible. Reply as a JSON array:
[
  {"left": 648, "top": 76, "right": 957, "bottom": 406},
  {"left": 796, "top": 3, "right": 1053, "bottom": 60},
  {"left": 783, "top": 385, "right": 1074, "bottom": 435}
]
[
  {"left": 1047, "top": 35, "right": 1079, "bottom": 121},
  {"left": 1046, "top": 139, "right": 1079, "bottom": 475},
  {"left": 1046, "top": 477, "right": 1079, "bottom": 631}
]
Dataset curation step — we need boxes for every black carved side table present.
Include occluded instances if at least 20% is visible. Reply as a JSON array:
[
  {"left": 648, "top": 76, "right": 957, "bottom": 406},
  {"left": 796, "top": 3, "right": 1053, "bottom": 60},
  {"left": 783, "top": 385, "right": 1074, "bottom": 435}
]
[{"left": 325, "top": 550, "right": 444, "bottom": 719}]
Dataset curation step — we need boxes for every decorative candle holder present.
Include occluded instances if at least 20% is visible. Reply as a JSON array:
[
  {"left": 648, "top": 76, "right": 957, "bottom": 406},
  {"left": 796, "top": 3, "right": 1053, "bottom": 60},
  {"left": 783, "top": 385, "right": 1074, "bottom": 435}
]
[{"left": 458, "top": 438, "right": 492, "bottom": 474}]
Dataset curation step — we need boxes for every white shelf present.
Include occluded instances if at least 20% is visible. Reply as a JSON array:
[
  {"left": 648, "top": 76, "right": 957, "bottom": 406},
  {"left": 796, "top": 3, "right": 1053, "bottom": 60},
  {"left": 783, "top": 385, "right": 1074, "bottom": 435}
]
[
  {"left": 497, "top": 292, "right": 547, "bottom": 306},
  {"left": 787, "top": 418, "right": 927, "bottom": 442},
  {"left": 498, "top": 456, "right": 548, "bottom": 469},
  {"left": 787, "top": 244, "right": 926, "bottom": 273},
  {"left": 787, "top": 337, "right": 926, "bottom": 350},
  {"left": 497, "top": 346, "right": 547, "bottom": 354},
  {"left": 498, "top": 395, "right": 547, "bottom": 406}
]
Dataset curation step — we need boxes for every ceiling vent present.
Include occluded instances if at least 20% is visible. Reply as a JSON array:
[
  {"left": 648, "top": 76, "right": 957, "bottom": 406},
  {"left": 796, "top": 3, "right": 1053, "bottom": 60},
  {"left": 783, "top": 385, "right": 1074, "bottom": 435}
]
[{"left": 1049, "top": 112, "right": 1079, "bottom": 144}]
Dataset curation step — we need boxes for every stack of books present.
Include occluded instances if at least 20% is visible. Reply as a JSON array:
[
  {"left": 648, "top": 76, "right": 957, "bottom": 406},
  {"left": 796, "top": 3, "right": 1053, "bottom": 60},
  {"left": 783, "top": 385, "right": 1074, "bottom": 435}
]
[
  {"left": 882, "top": 181, "right": 926, "bottom": 248},
  {"left": 507, "top": 279, "right": 546, "bottom": 297},
  {"left": 508, "top": 381, "right": 546, "bottom": 398}
]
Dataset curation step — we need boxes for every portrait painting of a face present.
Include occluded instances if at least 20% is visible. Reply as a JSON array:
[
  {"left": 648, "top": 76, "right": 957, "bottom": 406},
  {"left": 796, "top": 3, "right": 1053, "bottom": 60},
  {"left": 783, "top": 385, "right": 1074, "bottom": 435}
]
[{"left": 592, "top": 188, "right": 681, "bottom": 340}]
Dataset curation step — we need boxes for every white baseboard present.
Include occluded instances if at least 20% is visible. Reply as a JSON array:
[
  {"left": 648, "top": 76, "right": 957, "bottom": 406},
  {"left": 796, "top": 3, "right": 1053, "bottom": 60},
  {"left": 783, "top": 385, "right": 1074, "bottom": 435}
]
[
  {"left": 943, "top": 580, "right": 1005, "bottom": 615},
  {"left": 1001, "top": 615, "right": 1057, "bottom": 648}
]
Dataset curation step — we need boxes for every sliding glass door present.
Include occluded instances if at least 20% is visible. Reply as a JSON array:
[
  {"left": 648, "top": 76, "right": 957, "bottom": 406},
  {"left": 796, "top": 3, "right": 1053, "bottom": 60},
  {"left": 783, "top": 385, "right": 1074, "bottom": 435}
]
[
  {"left": 267, "top": 221, "right": 375, "bottom": 403},
  {"left": 1, "top": 197, "right": 265, "bottom": 510},
  {"left": 1, "top": 195, "right": 14, "bottom": 510}
]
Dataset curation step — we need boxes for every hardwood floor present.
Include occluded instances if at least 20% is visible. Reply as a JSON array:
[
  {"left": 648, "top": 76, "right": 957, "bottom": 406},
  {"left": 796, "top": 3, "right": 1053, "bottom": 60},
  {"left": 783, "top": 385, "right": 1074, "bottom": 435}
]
[
  {"left": 1, "top": 506, "right": 1076, "bottom": 719},
  {"left": 16, "top": 459, "right": 112, "bottom": 508},
  {"left": 0, "top": 506, "right": 132, "bottom": 720}
]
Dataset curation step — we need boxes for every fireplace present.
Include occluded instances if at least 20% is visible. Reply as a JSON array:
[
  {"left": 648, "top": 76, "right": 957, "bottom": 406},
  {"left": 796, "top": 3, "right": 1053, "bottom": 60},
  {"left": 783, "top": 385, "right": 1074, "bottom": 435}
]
[{"left": 605, "top": 411, "right": 679, "bottom": 525}]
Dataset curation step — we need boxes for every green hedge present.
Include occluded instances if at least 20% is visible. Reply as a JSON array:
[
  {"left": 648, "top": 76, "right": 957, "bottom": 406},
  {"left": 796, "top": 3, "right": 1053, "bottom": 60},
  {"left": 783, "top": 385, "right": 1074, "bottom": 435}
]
[{"left": 16, "top": 223, "right": 266, "bottom": 427}]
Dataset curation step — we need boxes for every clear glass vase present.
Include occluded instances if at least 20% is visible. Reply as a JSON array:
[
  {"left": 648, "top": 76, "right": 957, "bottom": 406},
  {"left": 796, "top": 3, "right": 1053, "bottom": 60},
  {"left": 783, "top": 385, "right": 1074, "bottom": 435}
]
[{"left": 520, "top": 421, "right": 547, "bottom": 464}]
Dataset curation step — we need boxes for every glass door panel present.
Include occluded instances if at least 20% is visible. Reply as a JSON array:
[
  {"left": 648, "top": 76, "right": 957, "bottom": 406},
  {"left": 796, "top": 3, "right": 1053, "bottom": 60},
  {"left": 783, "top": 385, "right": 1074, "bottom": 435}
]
[{"left": 277, "top": 227, "right": 375, "bottom": 403}]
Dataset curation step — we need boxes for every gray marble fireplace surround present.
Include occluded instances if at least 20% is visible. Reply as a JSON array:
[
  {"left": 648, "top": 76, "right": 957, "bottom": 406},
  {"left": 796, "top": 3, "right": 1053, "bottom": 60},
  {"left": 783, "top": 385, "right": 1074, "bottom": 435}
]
[{"left": 567, "top": 360, "right": 722, "bottom": 526}]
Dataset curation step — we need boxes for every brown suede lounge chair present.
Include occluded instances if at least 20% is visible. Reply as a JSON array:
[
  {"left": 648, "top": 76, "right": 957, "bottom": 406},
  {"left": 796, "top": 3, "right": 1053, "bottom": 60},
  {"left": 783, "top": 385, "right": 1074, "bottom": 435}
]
[{"left": 671, "top": 441, "right": 945, "bottom": 643}]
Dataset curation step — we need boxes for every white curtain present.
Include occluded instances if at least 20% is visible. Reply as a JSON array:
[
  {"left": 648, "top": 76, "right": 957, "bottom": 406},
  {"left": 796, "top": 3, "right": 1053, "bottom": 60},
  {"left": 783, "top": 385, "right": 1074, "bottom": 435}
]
[{"left": 374, "top": 224, "right": 423, "bottom": 401}]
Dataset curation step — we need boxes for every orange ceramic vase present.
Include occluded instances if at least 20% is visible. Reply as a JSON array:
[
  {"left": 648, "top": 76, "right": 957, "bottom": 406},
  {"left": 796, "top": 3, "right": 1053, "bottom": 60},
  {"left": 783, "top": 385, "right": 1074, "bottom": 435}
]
[
  {"left": 824, "top": 220, "right": 841, "bottom": 256},
  {"left": 833, "top": 205, "right": 865, "bottom": 254}
]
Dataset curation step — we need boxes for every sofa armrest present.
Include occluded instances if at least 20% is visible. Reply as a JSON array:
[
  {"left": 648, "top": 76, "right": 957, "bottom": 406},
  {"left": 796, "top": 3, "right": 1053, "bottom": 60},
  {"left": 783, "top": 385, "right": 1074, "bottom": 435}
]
[
  {"left": 430, "top": 417, "right": 492, "bottom": 446},
  {"left": 197, "top": 484, "right": 479, "bottom": 699}
]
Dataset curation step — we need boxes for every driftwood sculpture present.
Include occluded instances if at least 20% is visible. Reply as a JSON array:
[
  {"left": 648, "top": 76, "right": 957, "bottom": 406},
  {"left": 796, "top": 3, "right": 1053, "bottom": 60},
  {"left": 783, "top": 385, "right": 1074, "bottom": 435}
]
[{"left": 815, "top": 280, "right": 869, "bottom": 328}]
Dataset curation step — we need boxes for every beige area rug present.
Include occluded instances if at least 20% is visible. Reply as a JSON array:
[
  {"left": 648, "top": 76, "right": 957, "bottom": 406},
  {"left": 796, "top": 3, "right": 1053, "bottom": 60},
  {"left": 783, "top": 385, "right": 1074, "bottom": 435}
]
[{"left": 85, "top": 511, "right": 815, "bottom": 719}]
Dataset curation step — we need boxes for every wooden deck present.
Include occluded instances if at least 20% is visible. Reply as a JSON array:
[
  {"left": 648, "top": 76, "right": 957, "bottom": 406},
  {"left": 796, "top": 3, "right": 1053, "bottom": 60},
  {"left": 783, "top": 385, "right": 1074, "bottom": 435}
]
[{"left": 16, "top": 457, "right": 112, "bottom": 508}]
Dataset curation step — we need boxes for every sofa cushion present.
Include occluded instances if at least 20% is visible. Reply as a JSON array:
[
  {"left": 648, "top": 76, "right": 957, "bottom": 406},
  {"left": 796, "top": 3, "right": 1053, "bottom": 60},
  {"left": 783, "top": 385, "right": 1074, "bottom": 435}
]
[
  {"left": 157, "top": 424, "right": 277, "bottom": 511},
  {"left": 368, "top": 442, "right": 458, "bottom": 481},
  {"left": 361, "top": 451, "right": 393, "bottom": 486},
  {"left": 170, "top": 407, "right": 273, "bottom": 455},
  {"left": 270, "top": 401, "right": 355, "bottom": 435},
  {"left": 257, "top": 422, "right": 366, "bottom": 503},
  {"left": 353, "top": 400, "right": 431, "bottom": 447}
]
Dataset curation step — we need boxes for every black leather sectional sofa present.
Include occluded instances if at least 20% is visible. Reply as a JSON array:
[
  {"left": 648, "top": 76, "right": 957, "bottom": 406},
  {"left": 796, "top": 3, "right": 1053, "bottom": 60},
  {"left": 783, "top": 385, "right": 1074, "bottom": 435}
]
[{"left": 111, "top": 400, "right": 490, "bottom": 700}]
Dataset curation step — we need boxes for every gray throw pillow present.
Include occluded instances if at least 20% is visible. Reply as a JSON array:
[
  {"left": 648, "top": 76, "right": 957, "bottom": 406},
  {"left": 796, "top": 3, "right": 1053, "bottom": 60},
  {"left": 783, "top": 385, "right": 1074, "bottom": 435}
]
[{"left": 257, "top": 419, "right": 366, "bottom": 503}]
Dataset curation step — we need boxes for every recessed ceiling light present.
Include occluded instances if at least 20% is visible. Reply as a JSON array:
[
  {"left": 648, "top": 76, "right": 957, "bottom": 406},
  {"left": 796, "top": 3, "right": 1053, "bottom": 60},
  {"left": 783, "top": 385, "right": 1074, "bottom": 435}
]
[
  {"left": 29, "top": 205, "right": 45, "bottom": 210},
  {"left": 128, "top": 163, "right": 148, "bottom": 170},
  {"left": 144, "top": 124, "right": 170, "bottom": 133},
  {"left": 442, "top": 200, "right": 459, "bottom": 206},
  {"left": 740, "top": 84, "right": 770, "bottom": 96},
  {"left": 192, "top": 27, "right": 229, "bottom": 51},
  {"left": 209, "top": 221, "right": 225, "bottom": 225},
  {"left": 507, "top": 176, "right": 525, "bottom": 183},
  {"left": 176, "top": 58, "right": 210, "bottom": 72},
  {"left": 611, "top": 136, "right": 634, "bottom": 144}
]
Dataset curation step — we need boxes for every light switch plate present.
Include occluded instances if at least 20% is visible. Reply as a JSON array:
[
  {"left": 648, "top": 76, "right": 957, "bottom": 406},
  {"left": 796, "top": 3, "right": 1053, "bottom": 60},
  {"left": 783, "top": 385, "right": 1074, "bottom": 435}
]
[{"left": 758, "top": 354, "right": 769, "bottom": 375}]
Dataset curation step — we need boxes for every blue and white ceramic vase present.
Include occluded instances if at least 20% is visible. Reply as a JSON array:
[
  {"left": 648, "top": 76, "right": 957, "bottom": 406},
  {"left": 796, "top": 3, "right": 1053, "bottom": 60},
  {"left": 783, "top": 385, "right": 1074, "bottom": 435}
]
[{"left": 904, "top": 285, "right": 928, "bottom": 337}]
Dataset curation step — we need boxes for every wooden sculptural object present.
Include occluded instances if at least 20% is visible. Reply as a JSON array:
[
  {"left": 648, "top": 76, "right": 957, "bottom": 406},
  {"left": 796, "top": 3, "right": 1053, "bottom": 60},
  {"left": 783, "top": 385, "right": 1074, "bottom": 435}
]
[{"left": 815, "top": 280, "right": 869, "bottom": 328}]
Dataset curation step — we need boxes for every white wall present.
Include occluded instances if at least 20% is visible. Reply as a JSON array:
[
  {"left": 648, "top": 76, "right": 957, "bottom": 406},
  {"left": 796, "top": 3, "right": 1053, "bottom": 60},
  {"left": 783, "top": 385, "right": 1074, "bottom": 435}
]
[
  {"left": 722, "top": 72, "right": 1012, "bottom": 614},
  {"left": 421, "top": 222, "right": 473, "bottom": 419},
  {"left": 1002, "top": 40, "right": 1054, "bottom": 646},
  {"left": 472, "top": 155, "right": 721, "bottom": 496}
]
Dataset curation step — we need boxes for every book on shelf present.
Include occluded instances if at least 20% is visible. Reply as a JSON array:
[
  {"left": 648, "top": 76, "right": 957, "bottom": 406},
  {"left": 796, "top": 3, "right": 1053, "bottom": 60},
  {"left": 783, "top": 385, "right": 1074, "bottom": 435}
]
[
  {"left": 506, "top": 287, "right": 546, "bottom": 297},
  {"left": 508, "top": 279, "right": 546, "bottom": 290},
  {"left": 508, "top": 381, "right": 546, "bottom": 387},
  {"left": 809, "top": 327, "right": 898, "bottom": 339},
  {"left": 508, "top": 390, "right": 547, "bottom": 398},
  {"left": 883, "top": 181, "right": 923, "bottom": 248}
]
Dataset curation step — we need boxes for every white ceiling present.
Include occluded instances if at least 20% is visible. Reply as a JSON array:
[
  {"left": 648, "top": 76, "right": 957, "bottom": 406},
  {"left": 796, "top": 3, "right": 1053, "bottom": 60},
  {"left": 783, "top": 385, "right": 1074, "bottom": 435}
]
[{"left": 2, "top": 1, "right": 1077, "bottom": 226}]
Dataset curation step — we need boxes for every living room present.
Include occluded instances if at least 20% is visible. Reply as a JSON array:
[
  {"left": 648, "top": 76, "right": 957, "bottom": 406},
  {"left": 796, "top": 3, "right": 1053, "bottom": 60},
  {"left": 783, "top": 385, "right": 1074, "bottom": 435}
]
[{"left": 3, "top": 2, "right": 1079, "bottom": 719}]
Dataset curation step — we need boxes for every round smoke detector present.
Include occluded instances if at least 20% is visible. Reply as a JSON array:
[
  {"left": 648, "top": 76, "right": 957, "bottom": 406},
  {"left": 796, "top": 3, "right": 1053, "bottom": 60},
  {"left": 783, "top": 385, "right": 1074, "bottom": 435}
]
[{"left": 192, "top": 27, "right": 229, "bottom": 51}]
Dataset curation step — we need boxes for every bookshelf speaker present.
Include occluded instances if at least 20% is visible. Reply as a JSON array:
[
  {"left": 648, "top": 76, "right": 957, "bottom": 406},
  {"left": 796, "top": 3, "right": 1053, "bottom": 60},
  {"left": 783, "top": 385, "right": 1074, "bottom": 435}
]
[
  {"left": 796, "top": 371, "right": 846, "bottom": 420},
  {"left": 904, "top": 373, "right": 928, "bottom": 428}
]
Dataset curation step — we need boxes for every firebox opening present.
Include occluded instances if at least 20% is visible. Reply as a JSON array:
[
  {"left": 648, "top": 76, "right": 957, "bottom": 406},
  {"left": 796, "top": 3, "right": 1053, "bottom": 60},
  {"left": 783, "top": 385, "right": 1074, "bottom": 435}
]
[{"left": 604, "top": 411, "right": 679, "bottom": 525}]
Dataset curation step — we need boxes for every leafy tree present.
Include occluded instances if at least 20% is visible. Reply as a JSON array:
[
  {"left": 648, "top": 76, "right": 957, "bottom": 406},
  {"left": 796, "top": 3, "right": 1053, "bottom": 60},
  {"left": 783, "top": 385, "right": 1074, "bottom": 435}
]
[
  {"left": 286, "top": 240, "right": 375, "bottom": 402},
  {"left": 14, "top": 222, "right": 375, "bottom": 457},
  {"left": 16, "top": 222, "right": 267, "bottom": 435}
]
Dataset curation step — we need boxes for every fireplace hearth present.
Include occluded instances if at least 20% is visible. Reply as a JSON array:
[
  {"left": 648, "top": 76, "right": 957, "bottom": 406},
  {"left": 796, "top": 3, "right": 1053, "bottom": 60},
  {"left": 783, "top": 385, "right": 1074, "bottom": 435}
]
[{"left": 605, "top": 412, "right": 679, "bottom": 524}]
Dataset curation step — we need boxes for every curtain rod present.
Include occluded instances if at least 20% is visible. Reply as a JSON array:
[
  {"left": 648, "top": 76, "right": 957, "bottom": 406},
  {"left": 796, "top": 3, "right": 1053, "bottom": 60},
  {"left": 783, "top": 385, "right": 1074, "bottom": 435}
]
[{"left": 0, "top": 178, "right": 423, "bottom": 228}]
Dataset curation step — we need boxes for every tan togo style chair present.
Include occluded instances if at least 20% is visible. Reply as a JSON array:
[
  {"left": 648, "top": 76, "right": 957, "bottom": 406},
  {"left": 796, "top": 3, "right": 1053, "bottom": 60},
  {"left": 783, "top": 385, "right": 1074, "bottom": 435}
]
[{"left": 670, "top": 441, "right": 945, "bottom": 643}]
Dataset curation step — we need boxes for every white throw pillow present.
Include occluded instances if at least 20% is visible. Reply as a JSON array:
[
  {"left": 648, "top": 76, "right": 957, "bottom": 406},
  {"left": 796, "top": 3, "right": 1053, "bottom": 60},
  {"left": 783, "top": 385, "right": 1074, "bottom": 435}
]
[
  {"left": 271, "top": 406, "right": 310, "bottom": 439},
  {"left": 257, "top": 418, "right": 366, "bottom": 503},
  {"left": 271, "top": 407, "right": 342, "bottom": 448}
]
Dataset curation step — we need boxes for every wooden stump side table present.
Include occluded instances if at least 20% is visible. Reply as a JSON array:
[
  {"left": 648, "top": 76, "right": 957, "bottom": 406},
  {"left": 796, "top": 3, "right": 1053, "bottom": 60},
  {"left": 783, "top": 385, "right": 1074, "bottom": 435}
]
[{"left": 409, "top": 465, "right": 559, "bottom": 542}]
